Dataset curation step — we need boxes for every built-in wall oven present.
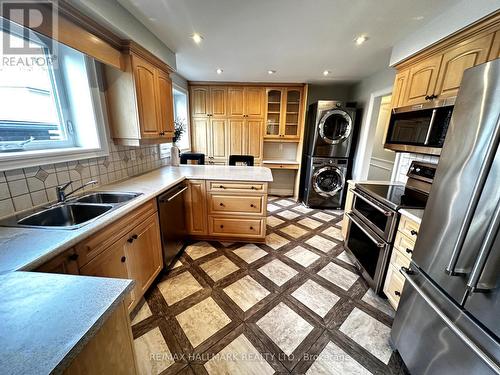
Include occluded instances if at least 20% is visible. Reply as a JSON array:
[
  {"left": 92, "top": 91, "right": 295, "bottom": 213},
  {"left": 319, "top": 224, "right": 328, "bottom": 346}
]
[{"left": 384, "top": 98, "right": 455, "bottom": 156}]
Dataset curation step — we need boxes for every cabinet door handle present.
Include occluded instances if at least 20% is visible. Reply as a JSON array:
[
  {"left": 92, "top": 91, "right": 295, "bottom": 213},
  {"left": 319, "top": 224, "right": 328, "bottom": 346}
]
[
  {"left": 406, "top": 248, "right": 413, "bottom": 254},
  {"left": 68, "top": 253, "right": 79, "bottom": 261},
  {"left": 127, "top": 234, "right": 138, "bottom": 243},
  {"left": 121, "top": 256, "right": 126, "bottom": 263},
  {"left": 410, "top": 230, "right": 418, "bottom": 236},
  {"left": 394, "top": 290, "right": 401, "bottom": 296},
  {"left": 219, "top": 202, "right": 225, "bottom": 206}
]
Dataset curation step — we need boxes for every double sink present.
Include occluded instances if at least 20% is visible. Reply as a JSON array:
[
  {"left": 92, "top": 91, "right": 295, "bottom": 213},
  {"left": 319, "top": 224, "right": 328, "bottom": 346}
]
[{"left": 0, "top": 192, "right": 142, "bottom": 230}]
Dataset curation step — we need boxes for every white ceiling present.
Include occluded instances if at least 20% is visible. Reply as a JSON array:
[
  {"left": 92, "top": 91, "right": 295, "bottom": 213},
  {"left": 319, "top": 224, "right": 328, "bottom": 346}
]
[{"left": 119, "top": 0, "right": 460, "bottom": 83}]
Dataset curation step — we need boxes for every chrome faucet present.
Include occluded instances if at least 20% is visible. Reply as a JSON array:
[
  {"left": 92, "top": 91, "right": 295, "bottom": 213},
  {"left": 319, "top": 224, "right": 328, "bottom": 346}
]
[{"left": 56, "top": 179, "right": 98, "bottom": 202}]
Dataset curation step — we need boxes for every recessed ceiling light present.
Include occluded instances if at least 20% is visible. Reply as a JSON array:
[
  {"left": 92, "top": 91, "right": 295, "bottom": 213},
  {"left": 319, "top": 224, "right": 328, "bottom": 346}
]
[
  {"left": 191, "top": 33, "right": 203, "bottom": 44},
  {"left": 216, "top": 68, "right": 223, "bottom": 74},
  {"left": 355, "top": 35, "right": 368, "bottom": 45},
  {"left": 323, "top": 70, "right": 331, "bottom": 76},
  {"left": 267, "top": 70, "right": 276, "bottom": 75},
  {"left": 412, "top": 15, "right": 425, "bottom": 21}
]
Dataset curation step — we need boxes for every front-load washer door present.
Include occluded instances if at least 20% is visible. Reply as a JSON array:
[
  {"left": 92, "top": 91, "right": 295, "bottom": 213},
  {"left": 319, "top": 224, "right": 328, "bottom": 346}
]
[
  {"left": 318, "top": 109, "right": 352, "bottom": 145},
  {"left": 312, "top": 165, "right": 345, "bottom": 197}
]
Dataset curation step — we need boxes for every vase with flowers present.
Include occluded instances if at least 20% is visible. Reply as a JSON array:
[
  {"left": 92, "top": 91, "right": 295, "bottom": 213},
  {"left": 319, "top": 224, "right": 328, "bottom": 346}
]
[{"left": 170, "top": 119, "right": 185, "bottom": 167}]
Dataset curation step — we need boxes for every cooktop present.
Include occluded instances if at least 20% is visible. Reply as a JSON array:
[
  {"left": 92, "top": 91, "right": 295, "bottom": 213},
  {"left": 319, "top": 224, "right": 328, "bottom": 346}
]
[{"left": 355, "top": 183, "right": 428, "bottom": 210}]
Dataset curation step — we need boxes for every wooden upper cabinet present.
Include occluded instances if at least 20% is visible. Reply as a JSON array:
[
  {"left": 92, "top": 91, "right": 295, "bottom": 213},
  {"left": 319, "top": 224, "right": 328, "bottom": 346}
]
[
  {"left": 228, "top": 87, "right": 245, "bottom": 117},
  {"left": 489, "top": 31, "right": 500, "bottom": 60},
  {"left": 208, "top": 119, "right": 229, "bottom": 162},
  {"left": 210, "top": 87, "right": 227, "bottom": 117},
  {"left": 246, "top": 119, "right": 263, "bottom": 162},
  {"left": 434, "top": 33, "right": 494, "bottom": 99},
  {"left": 391, "top": 70, "right": 409, "bottom": 108},
  {"left": 229, "top": 119, "right": 245, "bottom": 155},
  {"left": 191, "top": 118, "right": 209, "bottom": 155},
  {"left": 283, "top": 88, "right": 301, "bottom": 138},
  {"left": 105, "top": 42, "right": 175, "bottom": 146},
  {"left": 132, "top": 55, "right": 160, "bottom": 137},
  {"left": 191, "top": 86, "right": 210, "bottom": 117},
  {"left": 402, "top": 55, "right": 442, "bottom": 106},
  {"left": 245, "top": 87, "right": 265, "bottom": 118},
  {"left": 156, "top": 69, "right": 175, "bottom": 136}
]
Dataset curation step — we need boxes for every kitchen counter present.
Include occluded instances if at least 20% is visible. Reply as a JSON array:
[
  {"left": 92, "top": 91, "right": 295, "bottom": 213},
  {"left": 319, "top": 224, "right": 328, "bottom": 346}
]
[
  {"left": 0, "top": 271, "right": 133, "bottom": 375},
  {"left": 399, "top": 208, "right": 424, "bottom": 224},
  {"left": 0, "top": 164, "right": 273, "bottom": 274}
]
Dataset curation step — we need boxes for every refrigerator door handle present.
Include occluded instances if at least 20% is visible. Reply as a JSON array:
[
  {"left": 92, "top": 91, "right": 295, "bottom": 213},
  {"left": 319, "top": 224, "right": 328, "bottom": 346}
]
[
  {"left": 400, "top": 267, "right": 500, "bottom": 375},
  {"left": 446, "top": 119, "right": 500, "bottom": 276},
  {"left": 465, "top": 199, "right": 500, "bottom": 295}
]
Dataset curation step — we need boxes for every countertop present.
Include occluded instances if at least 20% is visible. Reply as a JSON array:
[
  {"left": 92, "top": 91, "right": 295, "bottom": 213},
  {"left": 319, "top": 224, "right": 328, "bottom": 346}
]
[
  {"left": 399, "top": 208, "right": 424, "bottom": 224},
  {"left": 0, "top": 271, "right": 133, "bottom": 375},
  {"left": 0, "top": 164, "right": 273, "bottom": 274}
]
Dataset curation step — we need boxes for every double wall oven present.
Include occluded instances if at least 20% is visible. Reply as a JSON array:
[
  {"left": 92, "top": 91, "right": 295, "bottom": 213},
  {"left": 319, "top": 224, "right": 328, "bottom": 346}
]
[{"left": 345, "top": 162, "right": 435, "bottom": 294}]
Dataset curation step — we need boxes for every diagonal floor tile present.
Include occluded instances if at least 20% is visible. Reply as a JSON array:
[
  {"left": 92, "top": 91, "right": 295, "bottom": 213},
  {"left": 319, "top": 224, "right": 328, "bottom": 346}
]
[
  {"left": 204, "top": 334, "right": 275, "bottom": 375},
  {"left": 200, "top": 255, "right": 239, "bottom": 281},
  {"left": 362, "top": 289, "right": 395, "bottom": 318},
  {"left": 318, "top": 262, "right": 358, "bottom": 291},
  {"left": 306, "top": 341, "right": 372, "bottom": 375},
  {"left": 336, "top": 251, "right": 355, "bottom": 266},
  {"left": 279, "top": 224, "right": 308, "bottom": 239},
  {"left": 131, "top": 300, "right": 153, "bottom": 325},
  {"left": 223, "top": 275, "right": 270, "bottom": 311},
  {"left": 291, "top": 280, "right": 340, "bottom": 317},
  {"left": 233, "top": 244, "right": 268, "bottom": 264},
  {"left": 267, "top": 203, "right": 280, "bottom": 212},
  {"left": 257, "top": 302, "right": 313, "bottom": 356},
  {"left": 297, "top": 217, "right": 323, "bottom": 229},
  {"left": 285, "top": 246, "right": 320, "bottom": 267},
  {"left": 275, "top": 199, "right": 295, "bottom": 207},
  {"left": 158, "top": 271, "right": 203, "bottom": 305},
  {"left": 292, "top": 205, "right": 314, "bottom": 214},
  {"left": 306, "top": 235, "right": 337, "bottom": 253},
  {"left": 340, "top": 307, "right": 392, "bottom": 364},
  {"left": 134, "top": 327, "right": 174, "bottom": 375},
  {"left": 258, "top": 259, "right": 298, "bottom": 286},
  {"left": 313, "top": 212, "right": 335, "bottom": 222},
  {"left": 266, "top": 215, "right": 285, "bottom": 227},
  {"left": 176, "top": 297, "right": 231, "bottom": 348},
  {"left": 265, "top": 233, "right": 289, "bottom": 250},
  {"left": 277, "top": 210, "right": 301, "bottom": 220},
  {"left": 322, "top": 225, "right": 344, "bottom": 241},
  {"left": 185, "top": 241, "right": 217, "bottom": 260}
]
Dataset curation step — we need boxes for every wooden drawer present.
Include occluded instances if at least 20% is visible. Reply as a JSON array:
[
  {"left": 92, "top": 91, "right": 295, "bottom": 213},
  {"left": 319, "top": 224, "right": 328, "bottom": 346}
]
[
  {"left": 208, "top": 216, "right": 265, "bottom": 237},
  {"left": 75, "top": 199, "right": 157, "bottom": 267},
  {"left": 394, "top": 230, "right": 416, "bottom": 257},
  {"left": 208, "top": 180, "right": 267, "bottom": 193},
  {"left": 208, "top": 194, "right": 265, "bottom": 215},
  {"left": 390, "top": 247, "right": 411, "bottom": 270},
  {"left": 383, "top": 264, "right": 405, "bottom": 310},
  {"left": 399, "top": 215, "right": 420, "bottom": 240}
]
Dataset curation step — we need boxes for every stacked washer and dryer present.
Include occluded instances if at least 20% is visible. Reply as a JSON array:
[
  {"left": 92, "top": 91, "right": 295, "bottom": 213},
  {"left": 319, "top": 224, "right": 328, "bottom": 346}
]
[{"left": 301, "top": 101, "right": 357, "bottom": 208}]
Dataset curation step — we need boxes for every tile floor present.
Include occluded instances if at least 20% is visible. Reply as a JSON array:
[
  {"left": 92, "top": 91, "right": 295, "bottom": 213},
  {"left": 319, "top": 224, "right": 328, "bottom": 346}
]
[{"left": 130, "top": 197, "right": 408, "bottom": 375}]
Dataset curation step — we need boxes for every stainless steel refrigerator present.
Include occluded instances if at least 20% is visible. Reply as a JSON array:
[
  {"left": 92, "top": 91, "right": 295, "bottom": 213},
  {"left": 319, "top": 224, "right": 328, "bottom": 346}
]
[{"left": 391, "top": 59, "right": 500, "bottom": 374}]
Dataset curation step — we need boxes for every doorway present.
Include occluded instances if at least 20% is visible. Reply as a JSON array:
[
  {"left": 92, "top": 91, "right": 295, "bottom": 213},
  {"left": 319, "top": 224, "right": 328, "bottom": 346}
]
[{"left": 366, "top": 95, "right": 395, "bottom": 180}]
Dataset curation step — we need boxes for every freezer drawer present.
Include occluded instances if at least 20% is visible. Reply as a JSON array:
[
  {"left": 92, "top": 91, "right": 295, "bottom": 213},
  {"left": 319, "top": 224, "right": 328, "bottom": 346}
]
[{"left": 391, "top": 265, "right": 500, "bottom": 375}]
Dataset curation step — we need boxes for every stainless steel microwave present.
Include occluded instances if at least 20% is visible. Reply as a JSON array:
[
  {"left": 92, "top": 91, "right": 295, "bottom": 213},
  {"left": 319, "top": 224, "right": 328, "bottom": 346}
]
[{"left": 384, "top": 97, "right": 455, "bottom": 155}]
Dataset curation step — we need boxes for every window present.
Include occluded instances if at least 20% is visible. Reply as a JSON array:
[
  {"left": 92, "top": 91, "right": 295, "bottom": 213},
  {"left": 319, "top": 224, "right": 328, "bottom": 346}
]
[
  {"left": 0, "top": 20, "right": 108, "bottom": 170},
  {"left": 159, "top": 84, "right": 190, "bottom": 158}
]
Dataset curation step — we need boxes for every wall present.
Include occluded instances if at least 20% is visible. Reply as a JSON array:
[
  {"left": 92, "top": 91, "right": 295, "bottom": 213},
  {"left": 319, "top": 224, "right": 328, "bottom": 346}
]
[
  {"left": 390, "top": 0, "right": 500, "bottom": 65},
  {"left": 306, "top": 83, "right": 355, "bottom": 106},
  {"left": 393, "top": 153, "right": 439, "bottom": 183},
  {"left": 350, "top": 67, "right": 396, "bottom": 180}
]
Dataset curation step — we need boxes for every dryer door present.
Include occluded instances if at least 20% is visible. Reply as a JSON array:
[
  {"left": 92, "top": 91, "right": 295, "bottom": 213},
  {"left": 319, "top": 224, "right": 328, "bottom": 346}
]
[
  {"left": 312, "top": 165, "right": 345, "bottom": 197},
  {"left": 318, "top": 109, "right": 352, "bottom": 144}
]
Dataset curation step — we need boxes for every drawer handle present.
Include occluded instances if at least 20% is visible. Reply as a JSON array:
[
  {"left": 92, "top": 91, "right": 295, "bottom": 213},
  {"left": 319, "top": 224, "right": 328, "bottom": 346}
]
[
  {"left": 250, "top": 226, "right": 254, "bottom": 230},
  {"left": 250, "top": 204, "right": 255, "bottom": 208},
  {"left": 394, "top": 290, "right": 401, "bottom": 296},
  {"left": 127, "top": 234, "right": 138, "bottom": 243},
  {"left": 68, "top": 253, "right": 79, "bottom": 261},
  {"left": 121, "top": 256, "right": 126, "bottom": 263},
  {"left": 219, "top": 185, "right": 225, "bottom": 189},
  {"left": 219, "top": 202, "right": 224, "bottom": 206},
  {"left": 220, "top": 225, "right": 224, "bottom": 229},
  {"left": 410, "top": 230, "right": 418, "bottom": 236},
  {"left": 251, "top": 186, "right": 256, "bottom": 190},
  {"left": 406, "top": 248, "right": 413, "bottom": 254}
]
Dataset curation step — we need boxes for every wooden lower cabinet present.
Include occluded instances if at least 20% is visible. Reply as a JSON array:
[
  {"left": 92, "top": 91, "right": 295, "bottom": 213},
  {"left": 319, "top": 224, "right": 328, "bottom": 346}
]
[
  {"left": 341, "top": 181, "right": 355, "bottom": 239},
  {"left": 208, "top": 216, "right": 265, "bottom": 238},
  {"left": 185, "top": 180, "right": 208, "bottom": 235},
  {"left": 35, "top": 247, "right": 79, "bottom": 275},
  {"left": 64, "top": 301, "right": 138, "bottom": 375}
]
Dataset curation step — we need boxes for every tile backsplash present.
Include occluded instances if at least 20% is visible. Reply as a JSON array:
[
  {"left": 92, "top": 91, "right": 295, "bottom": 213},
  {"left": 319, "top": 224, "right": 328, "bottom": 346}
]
[
  {"left": 0, "top": 142, "right": 169, "bottom": 218},
  {"left": 394, "top": 152, "right": 439, "bottom": 183}
]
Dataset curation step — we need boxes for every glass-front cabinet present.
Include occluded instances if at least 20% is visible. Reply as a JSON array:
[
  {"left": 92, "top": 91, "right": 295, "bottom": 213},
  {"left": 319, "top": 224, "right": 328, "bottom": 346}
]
[{"left": 265, "top": 87, "right": 302, "bottom": 140}]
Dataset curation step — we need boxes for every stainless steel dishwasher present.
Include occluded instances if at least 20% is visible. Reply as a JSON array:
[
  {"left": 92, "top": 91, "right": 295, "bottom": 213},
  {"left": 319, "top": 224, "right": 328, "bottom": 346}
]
[{"left": 157, "top": 182, "right": 187, "bottom": 268}]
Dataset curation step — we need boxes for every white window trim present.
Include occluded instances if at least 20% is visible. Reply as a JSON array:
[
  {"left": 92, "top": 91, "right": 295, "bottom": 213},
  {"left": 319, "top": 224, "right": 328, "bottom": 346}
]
[
  {"left": 0, "top": 61, "right": 109, "bottom": 171},
  {"left": 173, "top": 83, "right": 191, "bottom": 152}
]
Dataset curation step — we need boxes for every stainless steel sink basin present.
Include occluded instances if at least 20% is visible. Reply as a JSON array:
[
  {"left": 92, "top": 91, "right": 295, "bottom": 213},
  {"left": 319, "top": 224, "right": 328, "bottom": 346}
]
[
  {"left": 73, "top": 192, "right": 141, "bottom": 204},
  {"left": 17, "top": 204, "right": 113, "bottom": 228},
  {"left": 0, "top": 191, "right": 142, "bottom": 230}
]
